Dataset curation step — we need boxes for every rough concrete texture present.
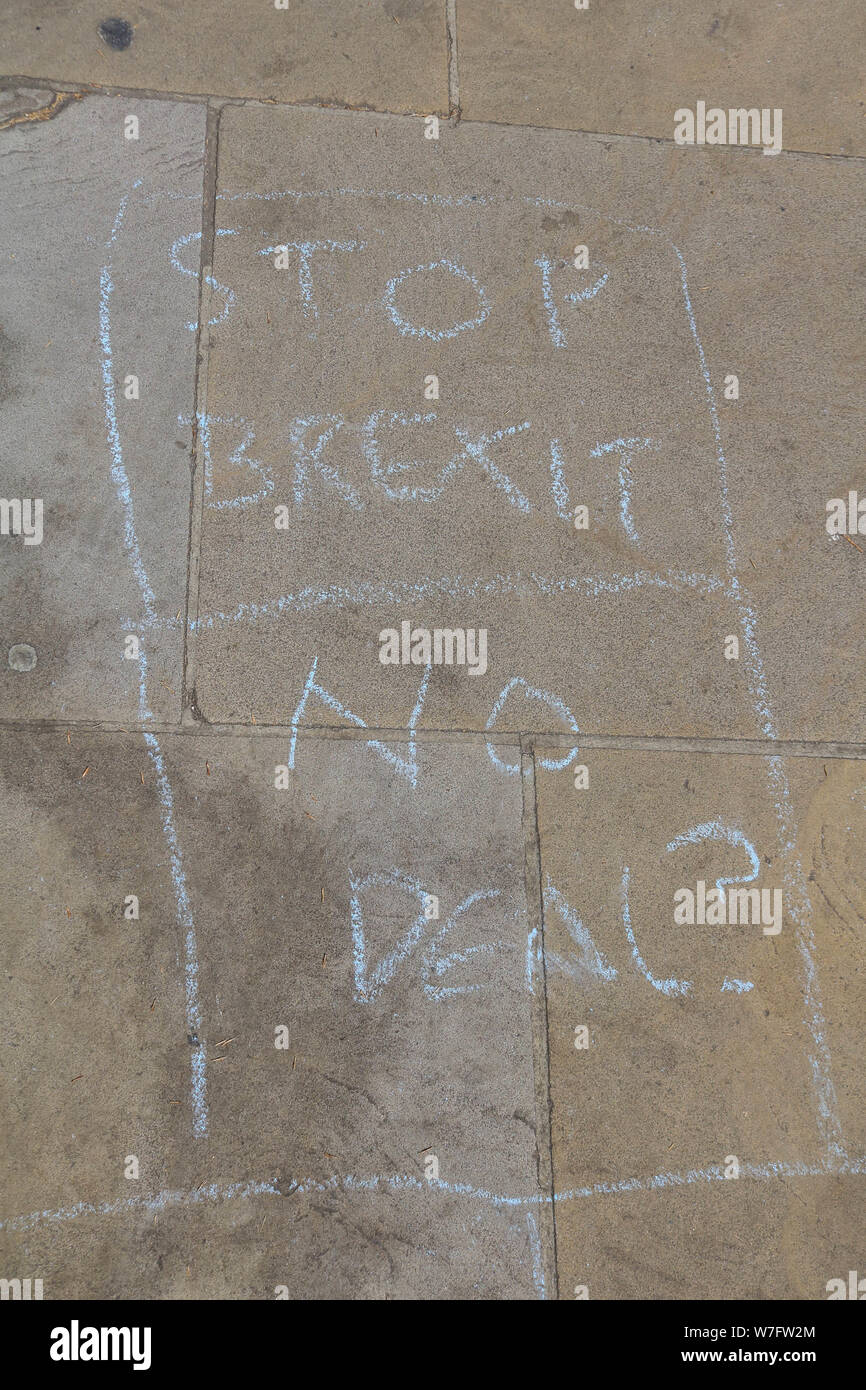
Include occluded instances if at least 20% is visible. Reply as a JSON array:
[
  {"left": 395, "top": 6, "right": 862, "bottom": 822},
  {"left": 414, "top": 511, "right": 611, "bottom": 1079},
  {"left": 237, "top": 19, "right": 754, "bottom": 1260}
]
[
  {"left": 458, "top": 0, "right": 866, "bottom": 157},
  {"left": 0, "top": 731, "right": 547, "bottom": 1298},
  {"left": 194, "top": 105, "right": 865, "bottom": 743},
  {"left": 536, "top": 751, "right": 866, "bottom": 1298},
  {"left": 1, "top": 0, "right": 448, "bottom": 112},
  {"left": 0, "top": 3, "right": 864, "bottom": 1303},
  {"left": 0, "top": 89, "right": 203, "bottom": 722}
]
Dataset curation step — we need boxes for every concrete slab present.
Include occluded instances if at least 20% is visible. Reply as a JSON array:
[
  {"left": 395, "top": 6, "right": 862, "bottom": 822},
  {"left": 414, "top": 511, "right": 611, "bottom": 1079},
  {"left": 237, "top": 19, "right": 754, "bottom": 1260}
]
[
  {"left": 661, "top": 147, "right": 866, "bottom": 743},
  {"left": 0, "top": 89, "right": 204, "bottom": 722},
  {"left": 191, "top": 106, "right": 863, "bottom": 742},
  {"left": 557, "top": 1175, "right": 866, "bottom": 1301},
  {"left": 534, "top": 749, "right": 866, "bottom": 1298},
  {"left": 1, "top": 8, "right": 864, "bottom": 1308},
  {"left": 0, "top": 730, "right": 190, "bottom": 1256},
  {"left": 1, "top": 0, "right": 448, "bottom": 113},
  {"left": 458, "top": 0, "right": 866, "bottom": 157},
  {"left": 0, "top": 729, "right": 548, "bottom": 1298}
]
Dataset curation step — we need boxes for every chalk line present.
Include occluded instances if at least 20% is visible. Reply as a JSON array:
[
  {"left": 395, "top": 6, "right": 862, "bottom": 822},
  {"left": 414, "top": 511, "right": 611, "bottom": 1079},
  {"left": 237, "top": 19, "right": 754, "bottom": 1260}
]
[
  {"left": 162, "top": 567, "right": 724, "bottom": 633},
  {"left": 0, "top": 1180, "right": 279, "bottom": 1234},
  {"left": 100, "top": 184, "right": 208, "bottom": 1138},
  {"left": 4, "top": 1153, "right": 865, "bottom": 1234},
  {"left": 666, "top": 820, "right": 760, "bottom": 907},
  {"left": 289, "top": 656, "right": 430, "bottom": 787},
  {"left": 622, "top": 865, "right": 692, "bottom": 997},
  {"left": 526, "top": 1211, "right": 546, "bottom": 1299},
  {"left": 672, "top": 245, "right": 844, "bottom": 1159},
  {"left": 486, "top": 677, "right": 579, "bottom": 775}
]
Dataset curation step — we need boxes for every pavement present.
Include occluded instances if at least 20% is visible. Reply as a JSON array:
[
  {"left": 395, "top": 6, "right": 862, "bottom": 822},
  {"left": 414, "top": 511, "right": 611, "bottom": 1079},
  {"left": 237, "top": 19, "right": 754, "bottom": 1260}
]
[{"left": 0, "top": 2, "right": 864, "bottom": 1300}]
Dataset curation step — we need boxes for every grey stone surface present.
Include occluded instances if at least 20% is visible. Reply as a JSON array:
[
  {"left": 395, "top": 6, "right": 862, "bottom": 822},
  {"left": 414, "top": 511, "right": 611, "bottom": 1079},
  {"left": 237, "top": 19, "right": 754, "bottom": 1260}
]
[
  {"left": 1, "top": 0, "right": 448, "bottom": 113},
  {"left": 458, "top": 0, "right": 866, "bottom": 157},
  {"left": 535, "top": 749, "right": 866, "bottom": 1298},
  {"left": 0, "top": 730, "right": 546, "bottom": 1298},
  {"left": 0, "top": 90, "right": 204, "bottom": 722},
  {"left": 1, "top": 4, "right": 864, "bottom": 1305}
]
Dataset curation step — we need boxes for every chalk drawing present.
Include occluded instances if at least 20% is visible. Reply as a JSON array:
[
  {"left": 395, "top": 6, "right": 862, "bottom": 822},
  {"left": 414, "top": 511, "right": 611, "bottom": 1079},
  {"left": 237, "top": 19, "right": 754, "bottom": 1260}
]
[
  {"left": 382, "top": 258, "right": 490, "bottom": 341},
  {"left": 721, "top": 977, "right": 755, "bottom": 994},
  {"left": 257, "top": 238, "right": 365, "bottom": 320},
  {"left": 124, "top": 566, "right": 725, "bottom": 635},
  {"left": 5, "top": 1152, "right": 866, "bottom": 1235},
  {"left": 665, "top": 820, "right": 759, "bottom": 993},
  {"left": 360, "top": 413, "right": 532, "bottom": 508},
  {"left": 565, "top": 269, "right": 610, "bottom": 304},
  {"left": 456, "top": 422, "right": 532, "bottom": 514},
  {"left": 590, "top": 437, "right": 656, "bottom": 545},
  {"left": 485, "top": 678, "right": 579, "bottom": 775},
  {"left": 178, "top": 412, "right": 274, "bottom": 509},
  {"left": 350, "top": 875, "right": 515, "bottom": 1005},
  {"left": 102, "top": 184, "right": 207, "bottom": 1137},
  {"left": 535, "top": 254, "right": 609, "bottom": 349},
  {"left": 526, "top": 925, "right": 540, "bottom": 990},
  {"left": 548, "top": 439, "right": 574, "bottom": 522},
  {"left": 622, "top": 866, "right": 693, "bottom": 997},
  {"left": 421, "top": 889, "right": 504, "bottom": 1001},
  {"left": 542, "top": 878, "right": 617, "bottom": 982},
  {"left": 526, "top": 1211, "right": 546, "bottom": 1299},
  {"left": 350, "top": 868, "right": 429, "bottom": 1002},
  {"left": 289, "top": 656, "right": 430, "bottom": 788},
  {"left": 665, "top": 820, "right": 760, "bottom": 908},
  {"left": 290, "top": 414, "right": 363, "bottom": 511},
  {"left": 170, "top": 228, "right": 238, "bottom": 332},
  {"left": 92, "top": 179, "right": 843, "bottom": 1173}
]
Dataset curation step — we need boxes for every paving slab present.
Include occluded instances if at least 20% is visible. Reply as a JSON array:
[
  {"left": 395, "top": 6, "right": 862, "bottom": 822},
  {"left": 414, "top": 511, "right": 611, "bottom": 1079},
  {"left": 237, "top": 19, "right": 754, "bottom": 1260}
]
[
  {"left": 191, "top": 105, "right": 864, "bottom": 742},
  {"left": 558, "top": 1175, "right": 866, "bottom": 1301},
  {"left": 534, "top": 749, "right": 866, "bottom": 1298},
  {"left": 0, "top": 729, "right": 548, "bottom": 1298},
  {"left": 0, "top": 89, "right": 204, "bottom": 722},
  {"left": 458, "top": 0, "right": 866, "bottom": 157},
  {"left": 2, "top": 4, "right": 864, "bottom": 1311},
  {"left": 667, "top": 148, "right": 865, "bottom": 743},
  {"left": 1, "top": 0, "right": 448, "bottom": 113}
]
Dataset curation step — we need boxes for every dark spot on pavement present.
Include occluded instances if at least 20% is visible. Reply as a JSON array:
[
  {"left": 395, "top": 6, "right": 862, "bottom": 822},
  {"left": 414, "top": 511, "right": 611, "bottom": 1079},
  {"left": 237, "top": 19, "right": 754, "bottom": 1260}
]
[
  {"left": 383, "top": 0, "right": 425, "bottom": 18},
  {"left": 541, "top": 210, "right": 580, "bottom": 233},
  {"left": 98, "top": 17, "right": 133, "bottom": 50}
]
